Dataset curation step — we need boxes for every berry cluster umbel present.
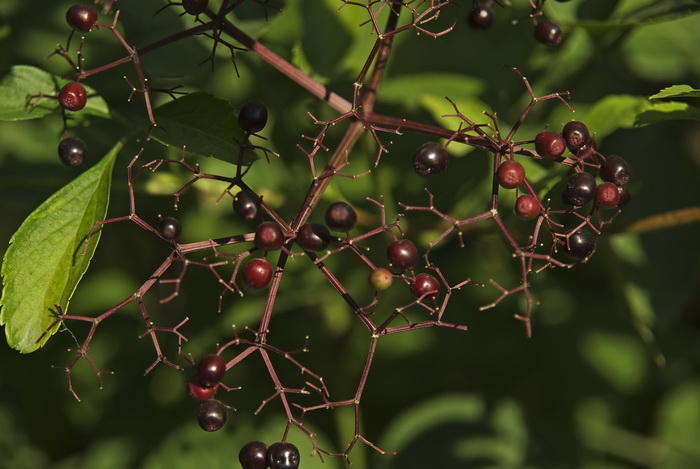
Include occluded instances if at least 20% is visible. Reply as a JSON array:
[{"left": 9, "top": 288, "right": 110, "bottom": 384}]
[{"left": 29, "top": 1, "right": 635, "bottom": 465}]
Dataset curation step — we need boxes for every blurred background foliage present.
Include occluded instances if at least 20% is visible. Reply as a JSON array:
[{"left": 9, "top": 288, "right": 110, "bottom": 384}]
[{"left": 1, "top": 0, "right": 700, "bottom": 468}]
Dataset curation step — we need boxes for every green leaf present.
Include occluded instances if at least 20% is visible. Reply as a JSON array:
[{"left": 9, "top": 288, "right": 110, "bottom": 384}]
[
  {"left": 650, "top": 84, "right": 700, "bottom": 99},
  {"left": 583, "top": 95, "right": 652, "bottom": 141},
  {"left": 151, "top": 92, "right": 260, "bottom": 165},
  {"left": 0, "top": 140, "right": 122, "bottom": 353},
  {"left": 0, "top": 65, "right": 110, "bottom": 121},
  {"left": 379, "top": 74, "right": 485, "bottom": 109},
  {"left": 635, "top": 100, "right": 700, "bottom": 125}
]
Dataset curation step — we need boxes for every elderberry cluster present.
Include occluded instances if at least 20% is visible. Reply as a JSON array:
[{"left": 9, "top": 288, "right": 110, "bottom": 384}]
[{"left": 239, "top": 441, "right": 300, "bottom": 469}]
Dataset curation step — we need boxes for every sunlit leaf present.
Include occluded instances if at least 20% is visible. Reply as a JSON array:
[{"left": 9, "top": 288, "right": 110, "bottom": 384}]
[{"left": 650, "top": 84, "right": 700, "bottom": 99}]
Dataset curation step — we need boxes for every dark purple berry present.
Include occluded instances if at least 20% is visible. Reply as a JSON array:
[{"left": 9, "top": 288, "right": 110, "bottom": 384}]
[
  {"left": 468, "top": 5, "right": 494, "bottom": 30},
  {"left": 412, "top": 142, "right": 448, "bottom": 176},
  {"left": 600, "top": 155, "right": 630, "bottom": 186},
  {"left": 182, "top": 0, "right": 208, "bottom": 15},
  {"left": 562, "top": 121, "right": 590, "bottom": 151},
  {"left": 239, "top": 101, "right": 268, "bottom": 133},
  {"left": 197, "top": 400, "right": 227, "bottom": 432},
  {"left": 595, "top": 182, "right": 620, "bottom": 208},
  {"left": 233, "top": 190, "right": 261, "bottom": 221},
  {"left": 58, "top": 137, "right": 87, "bottom": 167},
  {"left": 267, "top": 442, "right": 300, "bottom": 469},
  {"left": 239, "top": 441, "right": 268, "bottom": 469},
  {"left": 59, "top": 82, "right": 87, "bottom": 111},
  {"left": 255, "top": 221, "right": 285, "bottom": 251},
  {"left": 535, "top": 130, "right": 566, "bottom": 158},
  {"left": 197, "top": 354, "right": 226, "bottom": 388},
  {"left": 325, "top": 201, "right": 357, "bottom": 232},
  {"left": 564, "top": 172, "right": 596, "bottom": 206},
  {"left": 297, "top": 223, "right": 331, "bottom": 252},
  {"left": 243, "top": 258, "right": 273, "bottom": 290},
  {"left": 411, "top": 273, "right": 440, "bottom": 299},
  {"left": 369, "top": 267, "right": 393, "bottom": 291},
  {"left": 187, "top": 378, "right": 218, "bottom": 401},
  {"left": 617, "top": 186, "right": 631, "bottom": 208},
  {"left": 534, "top": 20, "right": 563, "bottom": 46},
  {"left": 387, "top": 239, "right": 418, "bottom": 271},
  {"left": 159, "top": 216, "right": 181, "bottom": 240},
  {"left": 563, "top": 228, "right": 597, "bottom": 260},
  {"left": 496, "top": 160, "right": 525, "bottom": 189},
  {"left": 66, "top": 5, "right": 98, "bottom": 32},
  {"left": 514, "top": 194, "right": 540, "bottom": 220}
]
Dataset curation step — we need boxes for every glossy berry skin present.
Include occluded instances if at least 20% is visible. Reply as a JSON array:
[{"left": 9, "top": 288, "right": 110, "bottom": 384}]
[
  {"left": 243, "top": 258, "right": 273, "bottom": 290},
  {"left": 514, "top": 194, "right": 540, "bottom": 220},
  {"left": 496, "top": 160, "right": 525, "bottom": 189},
  {"left": 267, "top": 442, "right": 300, "bottom": 469},
  {"left": 617, "top": 186, "right": 631, "bottom": 208},
  {"left": 233, "top": 190, "right": 261, "bottom": 221},
  {"left": 387, "top": 239, "right": 418, "bottom": 271},
  {"left": 58, "top": 137, "right": 87, "bottom": 167},
  {"left": 58, "top": 82, "right": 87, "bottom": 111},
  {"left": 238, "top": 101, "right": 268, "bottom": 133},
  {"left": 255, "top": 222, "right": 285, "bottom": 251},
  {"left": 239, "top": 441, "right": 268, "bottom": 469},
  {"left": 562, "top": 121, "right": 590, "bottom": 151},
  {"left": 595, "top": 182, "right": 621, "bottom": 208},
  {"left": 182, "top": 0, "right": 208, "bottom": 15},
  {"left": 535, "top": 130, "right": 566, "bottom": 159},
  {"left": 197, "top": 354, "right": 226, "bottom": 388},
  {"left": 297, "top": 223, "right": 331, "bottom": 252},
  {"left": 534, "top": 20, "right": 563, "bottom": 46},
  {"left": 411, "top": 273, "right": 440, "bottom": 299},
  {"left": 412, "top": 142, "right": 448, "bottom": 176},
  {"left": 369, "top": 267, "right": 393, "bottom": 291},
  {"left": 563, "top": 228, "right": 597, "bottom": 260},
  {"left": 187, "top": 378, "right": 218, "bottom": 401},
  {"left": 197, "top": 400, "right": 227, "bottom": 432},
  {"left": 564, "top": 172, "right": 596, "bottom": 206},
  {"left": 600, "top": 155, "right": 630, "bottom": 186},
  {"left": 66, "top": 5, "right": 98, "bottom": 32},
  {"left": 159, "top": 216, "right": 181, "bottom": 240},
  {"left": 468, "top": 5, "right": 494, "bottom": 30},
  {"left": 325, "top": 201, "right": 357, "bottom": 232}
]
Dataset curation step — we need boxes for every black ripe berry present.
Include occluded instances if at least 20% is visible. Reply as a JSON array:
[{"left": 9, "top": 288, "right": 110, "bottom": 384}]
[
  {"left": 412, "top": 142, "right": 448, "bottom": 176},
  {"left": 468, "top": 5, "right": 494, "bottom": 30},
  {"left": 66, "top": 5, "right": 98, "bottom": 33},
  {"left": 197, "top": 354, "right": 226, "bottom": 388},
  {"left": 411, "top": 273, "right": 440, "bottom": 299},
  {"left": 325, "top": 201, "right": 357, "bottom": 232},
  {"left": 267, "top": 442, "right": 300, "bottom": 469},
  {"left": 514, "top": 194, "right": 540, "bottom": 220},
  {"left": 562, "top": 121, "right": 590, "bottom": 151},
  {"left": 182, "top": 0, "right": 208, "bottom": 15},
  {"left": 600, "top": 155, "right": 630, "bottom": 186},
  {"left": 58, "top": 82, "right": 88, "bottom": 111},
  {"left": 563, "top": 228, "right": 597, "bottom": 260},
  {"left": 243, "top": 258, "right": 273, "bottom": 290},
  {"left": 496, "top": 160, "right": 525, "bottom": 189},
  {"left": 238, "top": 101, "right": 268, "bottom": 133},
  {"left": 254, "top": 221, "right": 285, "bottom": 251},
  {"left": 239, "top": 441, "right": 268, "bottom": 469},
  {"left": 564, "top": 172, "right": 596, "bottom": 206},
  {"left": 595, "top": 182, "right": 621, "bottom": 208},
  {"left": 187, "top": 378, "right": 218, "bottom": 401},
  {"left": 387, "top": 239, "right": 418, "bottom": 271},
  {"left": 535, "top": 130, "right": 567, "bottom": 159},
  {"left": 197, "top": 399, "right": 227, "bottom": 432},
  {"left": 58, "top": 137, "right": 87, "bottom": 167},
  {"left": 297, "top": 223, "right": 331, "bottom": 252},
  {"left": 233, "top": 190, "right": 261, "bottom": 221},
  {"left": 369, "top": 267, "right": 393, "bottom": 291},
  {"left": 617, "top": 186, "right": 631, "bottom": 208},
  {"left": 534, "top": 20, "right": 563, "bottom": 46},
  {"left": 159, "top": 216, "right": 181, "bottom": 240}
]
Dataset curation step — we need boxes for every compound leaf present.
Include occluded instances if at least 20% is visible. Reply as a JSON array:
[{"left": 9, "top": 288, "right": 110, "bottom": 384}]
[
  {"left": 151, "top": 92, "right": 260, "bottom": 165},
  {"left": 0, "top": 140, "right": 122, "bottom": 353},
  {"left": 650, "top": 84, "right": 700, "bottom": 100}
]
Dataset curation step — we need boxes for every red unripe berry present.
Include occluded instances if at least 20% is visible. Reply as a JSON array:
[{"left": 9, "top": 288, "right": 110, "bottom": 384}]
[
  {"left": 66, "top": 5, "right": 98, "bottom": 33},
  {"left": 254, "top": 221, "right": 285, "bottom": 251},
  {"left": 535, "top": 130, "right": 567, "bottom": 158},
  {"left": 243, "top": 258, "right": 273, "bottom": 290},
  {"left": 595, "top": 182, "right": 621, "bottom": 208},
  {"left": 514, "top": 194, "right": 540, "bottom": 220},
  {"left": 496, "top": 160, "right": 525, "bottom": 189},
  {"left": 187, "top": 379, "right": 218, "bottom": 401},
  {"left": 59, "top": 82, "right": 88, "bottom": 111},
  {"left": 411, "top": 273, "right": 440, "bottom": 299},
  {"left": 387, "top": 239, "right": 418, "bottom": 271}
]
